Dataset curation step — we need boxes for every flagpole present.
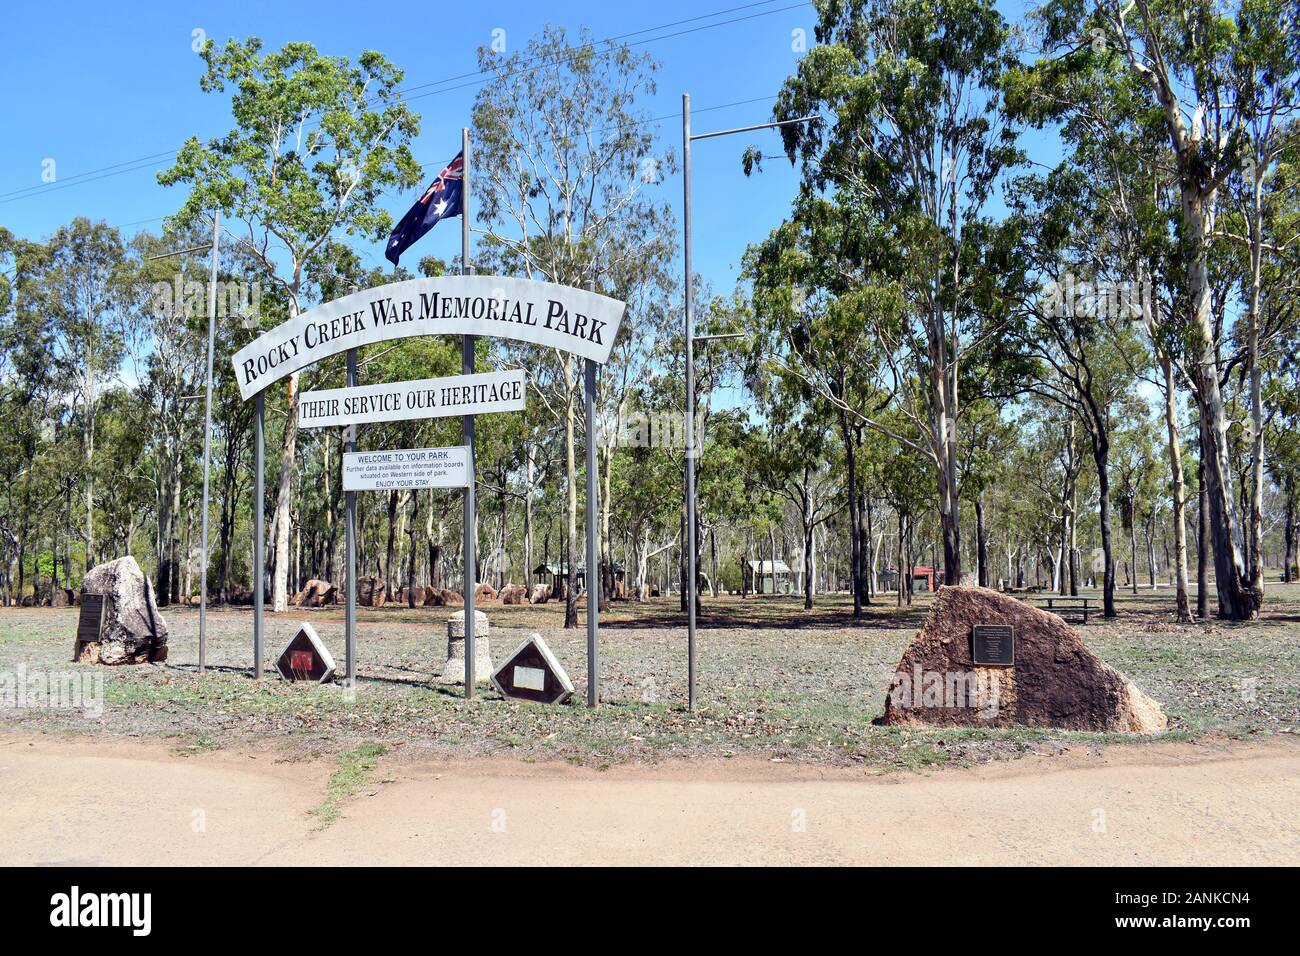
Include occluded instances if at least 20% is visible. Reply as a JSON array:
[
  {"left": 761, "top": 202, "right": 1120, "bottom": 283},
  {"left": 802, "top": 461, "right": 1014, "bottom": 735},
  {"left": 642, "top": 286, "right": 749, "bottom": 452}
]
[{"left": 461, "top": 125, "right": 478, "bottom": 700}]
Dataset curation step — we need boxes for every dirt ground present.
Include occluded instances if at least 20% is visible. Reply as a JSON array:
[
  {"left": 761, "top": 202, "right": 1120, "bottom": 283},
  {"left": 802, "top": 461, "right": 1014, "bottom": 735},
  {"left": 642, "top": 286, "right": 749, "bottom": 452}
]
[{"left": 1, "top": 731, "right": 1296, "bottom": 865}]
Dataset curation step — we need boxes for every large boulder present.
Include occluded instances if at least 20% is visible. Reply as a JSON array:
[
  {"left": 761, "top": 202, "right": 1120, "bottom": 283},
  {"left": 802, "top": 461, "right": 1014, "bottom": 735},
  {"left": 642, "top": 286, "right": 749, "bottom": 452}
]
[
  {"left": 78, "top": 556, "right": 169, "bottom": 665},
  {"left": 51, "top": 588, "right": 75, "bottom": 608},
  {"left": 294, "top": 579, "right": 337, "bottom": 608},
  {"left": 399, "top": 585, "right": 427, "bottom": 606},
  {"left": 423, "top": 587, "right": 444, "bottom": 607},
  {"left": 474, "top": 582, "right": 497, "bottom": 602},
  {"left": 882, "top": 586, "right": 1165, "bottom": 733},
  {"left": 357, "top": 576, "right": 386, "bottom": 608},
  {"left": 529, "top": 584, "right": 550, "bottom": 605},
  {"left": 500, "top": 583, "right": 527, "bottom": 605},
  {"left": 440, "top": 589, "right": 464, "bottom": 607}
]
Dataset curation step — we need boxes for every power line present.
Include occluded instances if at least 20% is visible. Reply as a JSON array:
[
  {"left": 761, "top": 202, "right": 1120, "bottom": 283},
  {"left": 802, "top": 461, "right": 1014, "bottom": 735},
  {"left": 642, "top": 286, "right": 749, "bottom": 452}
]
[{"left": 0, "top": 0, "right": 808, "bottom": 209}]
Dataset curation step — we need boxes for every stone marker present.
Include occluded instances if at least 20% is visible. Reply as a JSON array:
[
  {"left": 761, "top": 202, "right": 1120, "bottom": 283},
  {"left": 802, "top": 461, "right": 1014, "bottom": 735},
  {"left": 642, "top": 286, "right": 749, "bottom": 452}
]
[
  {"left": 76, "top": 556, "right": 169, "bottom": 665},
  {"left": 436, "top": 609, "right": 492, "bottom": 684},
  {"left": 275, "top": 622, "right": 336, "bottom": 683},
  {"left": 882, "top": 586, "right": 1166, "bottom": 733},
  {"left": 491, "top": 633, "right": 574, "bottom": 705}
]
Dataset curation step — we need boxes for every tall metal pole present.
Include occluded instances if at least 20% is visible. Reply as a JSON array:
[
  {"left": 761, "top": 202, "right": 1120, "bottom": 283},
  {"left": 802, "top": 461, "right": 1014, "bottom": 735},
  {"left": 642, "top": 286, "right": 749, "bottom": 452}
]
[
  {"left": 198, "top": 209, "right": 220, "bottom": 674},
  {"left": 682, "top": 94, "right": 698, "bottom": 713},
  {"left": 584, "top": 281, "right": 600, "bottom": 709},
  {"left": 461, "top": 125, "right": 477, "bottom": 700},
  {"left": 344, "top": 349, "right": 358, "bottom": 686},
  {"left": 253, "top": 389, "right": 265, "bottom": 679}
]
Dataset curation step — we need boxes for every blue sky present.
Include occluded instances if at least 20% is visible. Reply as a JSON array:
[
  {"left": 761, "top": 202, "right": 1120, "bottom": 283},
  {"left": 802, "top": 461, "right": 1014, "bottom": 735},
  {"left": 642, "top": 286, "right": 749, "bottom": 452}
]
[{"left": 0, "top": 0, "right": 1047, "bottom": 296}]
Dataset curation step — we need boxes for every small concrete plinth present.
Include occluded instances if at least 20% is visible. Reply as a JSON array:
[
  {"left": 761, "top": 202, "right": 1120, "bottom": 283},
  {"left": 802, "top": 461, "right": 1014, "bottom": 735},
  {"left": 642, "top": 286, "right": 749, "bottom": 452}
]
[{"left": 437, "top": 609, "right": 492, "bottom": 684}]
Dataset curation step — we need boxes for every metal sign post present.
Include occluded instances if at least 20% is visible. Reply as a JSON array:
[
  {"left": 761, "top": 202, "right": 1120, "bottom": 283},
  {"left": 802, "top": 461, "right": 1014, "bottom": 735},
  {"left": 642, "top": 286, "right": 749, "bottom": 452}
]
[
  {"left": 461, "top": 125, "right": 477, "bottom": 700},
  {"left": 681, "top": 94, "right": 698, "bottom": 713},
  {"left": 344, "top": 347, "right": 358, "bottom": 686},
  {"left": 680, "top": 93, "right": 818, "bottom": 712},
  {"left": 253, "top": 388, "right": 265, "bottom": 679},
  {"left": 583, "top": 278, "right": 601, "bottom": 709},
  {"left": 584, "top": 355, "right": 600, "bottom": 708}
]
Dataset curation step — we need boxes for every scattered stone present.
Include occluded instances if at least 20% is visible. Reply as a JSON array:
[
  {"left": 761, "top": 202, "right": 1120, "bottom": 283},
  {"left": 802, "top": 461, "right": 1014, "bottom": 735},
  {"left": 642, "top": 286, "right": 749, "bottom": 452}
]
[
  {"left": 399, "top": 585, "right": 426, "bottom": 606},
  {"left": 881, "top": 586, "right": 1166, "bottom": 733},
  {"left": 293, "top": 579, "right": 337, "bottom": 608},
  {"left": 437, "top": 609, "right": 492, "bottom": 684},
  {"left": 357, "top": 576, "right": 386, "bottom": 608},
  {"left": 500, "top": 583, "right": 527, "bottom": 605},
  {"left": 77, "top": 556, "right": 169, "bottom": 665}
]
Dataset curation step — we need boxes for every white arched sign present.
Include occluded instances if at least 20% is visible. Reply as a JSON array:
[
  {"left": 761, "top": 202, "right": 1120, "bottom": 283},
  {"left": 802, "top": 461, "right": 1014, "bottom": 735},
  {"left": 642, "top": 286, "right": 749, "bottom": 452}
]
[{"left": 231, "top": 274, "right": 627, "bottom": 400}]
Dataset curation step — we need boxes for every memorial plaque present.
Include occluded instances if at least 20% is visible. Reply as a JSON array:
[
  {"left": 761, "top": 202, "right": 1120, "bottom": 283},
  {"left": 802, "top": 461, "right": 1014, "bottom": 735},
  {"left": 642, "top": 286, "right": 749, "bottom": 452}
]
[
  {"left": 275, "top": 622, "right": 337, "bottom": 683},
  {"left": 490, "top": 633, "right": 574, "bottom": 704},
  {"left": 73, "top": 593, "right": 110, "bottom": 663},
  {"left": 972, "top": 624, "right": 1014, "bottom": 666}
]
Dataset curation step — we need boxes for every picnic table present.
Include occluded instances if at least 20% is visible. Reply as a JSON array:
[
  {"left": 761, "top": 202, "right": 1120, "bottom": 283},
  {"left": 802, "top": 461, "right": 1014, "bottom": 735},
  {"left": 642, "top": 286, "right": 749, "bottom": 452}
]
[{"left": 1040, "top": 595, "right": 1094, "bottom": 624}]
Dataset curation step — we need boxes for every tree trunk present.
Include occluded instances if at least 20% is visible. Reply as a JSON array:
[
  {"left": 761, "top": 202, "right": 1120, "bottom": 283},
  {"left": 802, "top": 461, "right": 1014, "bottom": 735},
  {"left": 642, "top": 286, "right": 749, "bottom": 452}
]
[
  {"left": 841, "top": 411, "right": 862, "bottom": 616},
  {"left": 1091, "top": 435, "right": 1117, "bottom": 617},
  {"left": 1183, "top": 189, "right": 1258, "bottom": 620},
  {"left": 1159, "top": 356, "right": 1193, "bottom": 620},
  {"left": 270, "top": 366, "right": 301, "bottom": 611}
]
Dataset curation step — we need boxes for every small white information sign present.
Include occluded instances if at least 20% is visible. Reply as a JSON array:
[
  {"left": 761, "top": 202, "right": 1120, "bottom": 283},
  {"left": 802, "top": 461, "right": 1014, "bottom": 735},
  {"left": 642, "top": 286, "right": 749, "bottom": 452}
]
[
  {"left": 342, "top": 446, "right": 470, "bottom": 491},
  {"left": 299, "top": 369, "right": 526, "bottom": 429}
]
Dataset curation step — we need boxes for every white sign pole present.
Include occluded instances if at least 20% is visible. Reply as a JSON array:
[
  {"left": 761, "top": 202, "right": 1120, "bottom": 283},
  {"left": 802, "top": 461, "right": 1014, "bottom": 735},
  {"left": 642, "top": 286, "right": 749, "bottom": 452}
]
[
  {"left": 344, "top": 348, "right": 358, "bottom": 686},
  {"left": 584, "top": 279, "right": 600, "bottom": 709},
  {"left": 461, "top": 125, "right": 477, "bottom": 701},
  {"left": 253, "top": 388, "right": 265, "bottom": 680}
]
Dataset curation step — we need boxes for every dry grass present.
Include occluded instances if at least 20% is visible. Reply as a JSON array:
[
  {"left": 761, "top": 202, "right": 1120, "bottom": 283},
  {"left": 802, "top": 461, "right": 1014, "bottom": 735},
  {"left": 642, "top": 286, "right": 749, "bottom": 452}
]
[{"left": 1, "top": 582, "right": 1296, "bottom": 769}]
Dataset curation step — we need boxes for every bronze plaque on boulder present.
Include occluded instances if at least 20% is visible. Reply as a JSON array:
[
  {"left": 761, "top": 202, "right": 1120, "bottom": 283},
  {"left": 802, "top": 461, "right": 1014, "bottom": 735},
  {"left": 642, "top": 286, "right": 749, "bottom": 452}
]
[
  {"left": 73, "top": 593, "right": 110, "bottom": 662},
  {"left": 972, "top": 624, "right": 1014, "bottom": 666}
]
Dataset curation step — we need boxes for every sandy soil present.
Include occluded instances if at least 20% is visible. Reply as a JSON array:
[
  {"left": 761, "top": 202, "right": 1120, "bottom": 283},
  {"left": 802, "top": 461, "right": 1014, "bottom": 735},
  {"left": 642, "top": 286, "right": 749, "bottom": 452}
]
[{"left": 2, "top": 732, "right": 1296, "bottom": 866}]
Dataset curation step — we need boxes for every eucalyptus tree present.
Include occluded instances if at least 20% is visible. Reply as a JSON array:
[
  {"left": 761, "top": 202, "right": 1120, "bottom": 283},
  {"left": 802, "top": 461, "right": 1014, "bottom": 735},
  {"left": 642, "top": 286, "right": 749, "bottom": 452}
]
[
  {"left": 744, "top": 199, "right": 899, "bottom": 615},
  {"left": 755, "top": 406, "right": 839, "bottom": 610},
  {"left": 160, "top": 37, "right": 423, "bottom": 611},
  {"left": 28, "top": 218, "right": 127, "bottom": 574},
  {"left": 472, "top": 25, "right": 675, "bottom": 626},
  {"left": 1018, "top": 0, "right": 1299, "bottom": 618},
  {"left": 766, "top": 0, "right": 1023, "bottom": 585},
  {"left": 124, "top": 227, "right": 213, "bottom": 604}
]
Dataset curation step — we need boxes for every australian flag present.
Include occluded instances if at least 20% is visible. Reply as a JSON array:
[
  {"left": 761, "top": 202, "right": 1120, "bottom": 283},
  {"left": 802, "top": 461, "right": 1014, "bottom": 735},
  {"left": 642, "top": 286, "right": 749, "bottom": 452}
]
[{"left": 384, "top": 151, "right": 464, "bottom": 266}]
